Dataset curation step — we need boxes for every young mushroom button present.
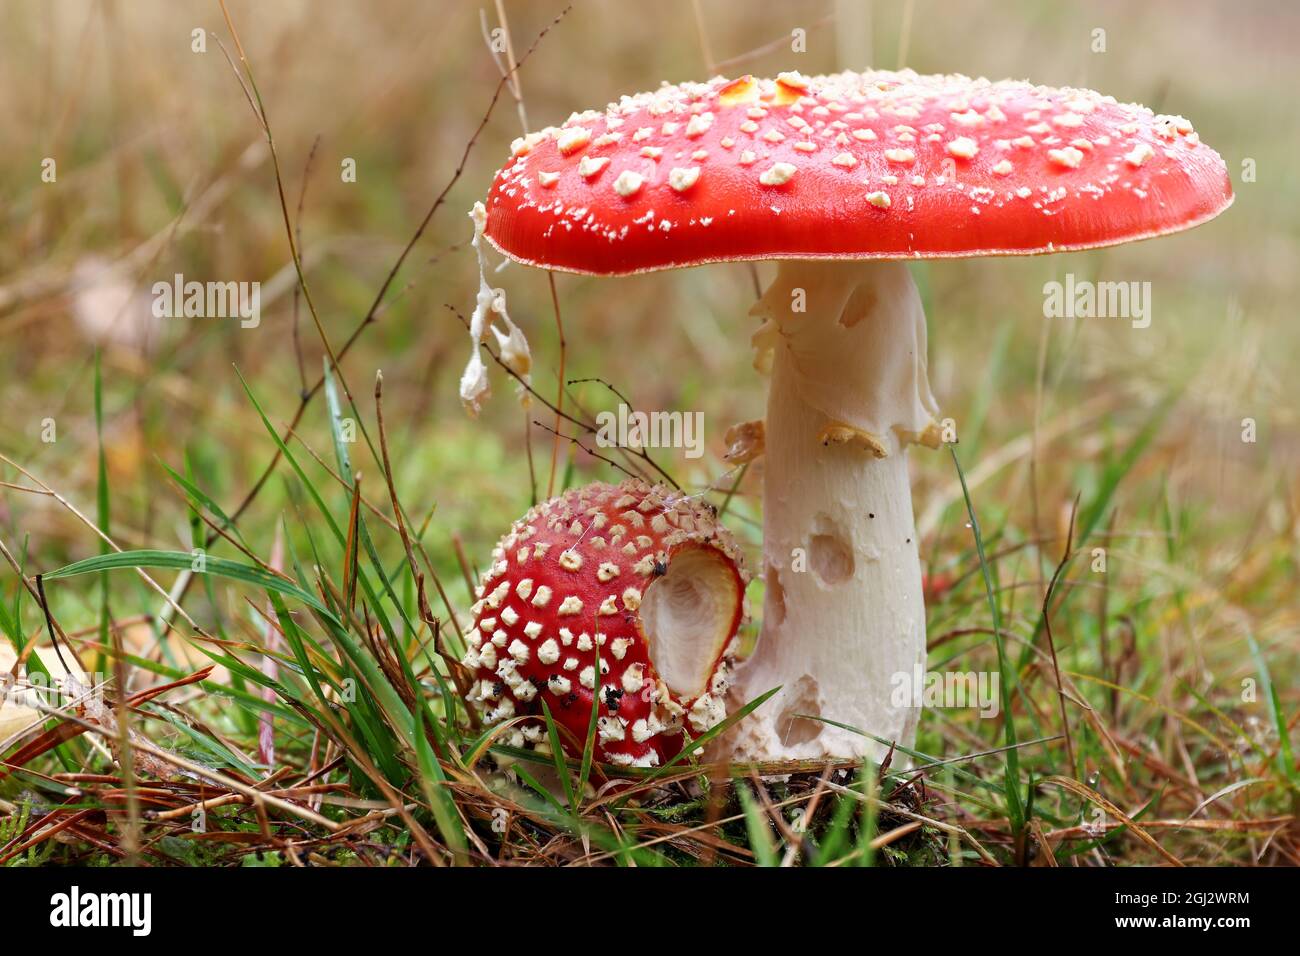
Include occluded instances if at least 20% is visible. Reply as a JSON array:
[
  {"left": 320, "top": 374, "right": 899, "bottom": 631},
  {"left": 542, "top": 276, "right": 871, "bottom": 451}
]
[
  {"left": 462, "top": 480, "right": 748, "bottom": 770},
  {"left": 478, "top": 70, "right": 1233, "bottom": 762}
]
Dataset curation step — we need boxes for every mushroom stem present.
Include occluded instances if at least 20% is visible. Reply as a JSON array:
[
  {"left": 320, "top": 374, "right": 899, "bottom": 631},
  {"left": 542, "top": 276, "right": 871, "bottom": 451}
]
[{"left": 727, "top": 258, "right": 941, "bottom": 761}]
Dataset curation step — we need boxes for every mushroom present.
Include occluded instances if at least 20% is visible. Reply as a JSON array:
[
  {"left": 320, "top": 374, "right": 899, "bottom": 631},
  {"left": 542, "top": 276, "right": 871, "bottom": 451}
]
[
  {"left": 477, "top": 70, "right": 1232, "bottom": 761},
  {"left": 461, "top": 479, "right": 747, "bottom": 769}
]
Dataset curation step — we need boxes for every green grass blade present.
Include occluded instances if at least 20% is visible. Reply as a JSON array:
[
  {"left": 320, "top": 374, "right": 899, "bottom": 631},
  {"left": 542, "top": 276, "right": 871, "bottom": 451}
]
[
  {"left": 540, "top": 699, "right": 576, "bottom": 810},
  {"left": 855, "top": 765, "right": 880, "bottom": 867},
  {"left": 45, "top": 550, "right": 341, "bottom": 627},
  {"left": 160, "top": 460, "right": 250, "bottom": 551},
  {"left": 577, "top": 645, "right": 602, "bottom": 796},
  {"left": 1247, "top": 634, "right": 1298, "bottom": 788},
  {"left": 415, "top": 708, "right": 469, "bottom": 863},
  {"left": 949, "top": 445, "right": 1024, "bottom": 833},
  {"left": 93, "top": 349, "right": 110, "bottom": 675},
  {"left": 734, "top": 780, "right": 778, "bottom": 866},
  {"left": 652, "top": 685, "right": 782, "bottom": 777}
]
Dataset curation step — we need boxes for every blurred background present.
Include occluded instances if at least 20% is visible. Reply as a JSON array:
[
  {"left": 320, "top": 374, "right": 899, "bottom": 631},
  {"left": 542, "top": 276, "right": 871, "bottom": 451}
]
[{"left": 1, "top": 1, "right": 1297, "bottom": 860}]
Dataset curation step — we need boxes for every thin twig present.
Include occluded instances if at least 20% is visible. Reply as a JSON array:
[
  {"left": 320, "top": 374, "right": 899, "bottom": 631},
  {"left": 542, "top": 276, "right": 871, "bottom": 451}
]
[
  {"left": 530, "top": 420, "right": 641, "bottom": 482},
  {"left": 291, "top": 135, "right": 322, "bottom": 395},
  {"left": 202, "top": 4, "right": 573, "bottom": 555}
]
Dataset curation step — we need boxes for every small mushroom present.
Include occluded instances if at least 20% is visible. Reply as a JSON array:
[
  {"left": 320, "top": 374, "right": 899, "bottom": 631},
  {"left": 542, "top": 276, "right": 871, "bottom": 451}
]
[
  {"left": 478, "top": 71, "right": 1232, "bottom": 761},
  {"left": 461, "top": 479, "right": 747, "bottom": 769}
]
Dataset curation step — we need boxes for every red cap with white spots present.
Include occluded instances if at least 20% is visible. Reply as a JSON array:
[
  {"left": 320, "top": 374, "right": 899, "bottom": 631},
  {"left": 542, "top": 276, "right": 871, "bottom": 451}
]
[
  {"left": 462, "top": 480, "right": 748, "bottom": 770},
  {"left": 483, "top": 69, "right": 1232, "bottom": 275}
]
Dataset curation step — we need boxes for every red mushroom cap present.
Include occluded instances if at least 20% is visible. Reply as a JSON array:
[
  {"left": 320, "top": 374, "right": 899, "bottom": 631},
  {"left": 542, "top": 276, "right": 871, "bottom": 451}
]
[
  {"left": 462, "top": 479, "right": 748, "bottom": 770},
  {"left": 484, "top": 70, "right": 1232, "bottom": 275}
]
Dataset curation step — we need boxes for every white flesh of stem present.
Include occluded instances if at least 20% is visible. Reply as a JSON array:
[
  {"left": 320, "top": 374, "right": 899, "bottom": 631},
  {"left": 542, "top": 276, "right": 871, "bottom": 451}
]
[{"left": 727, "top": 258, "right": 941, "bottom": 761}]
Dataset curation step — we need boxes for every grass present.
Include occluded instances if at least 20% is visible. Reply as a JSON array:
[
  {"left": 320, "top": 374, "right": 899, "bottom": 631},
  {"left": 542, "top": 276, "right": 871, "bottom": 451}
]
[{"left": 1, "top": 0, "right": 1297, "bottom": 866}]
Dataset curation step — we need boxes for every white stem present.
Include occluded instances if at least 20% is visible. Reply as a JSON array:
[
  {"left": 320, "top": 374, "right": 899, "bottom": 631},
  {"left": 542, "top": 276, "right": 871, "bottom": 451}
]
[{"left": 727, "top": 258, "right": 941, "bottom": 762}]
